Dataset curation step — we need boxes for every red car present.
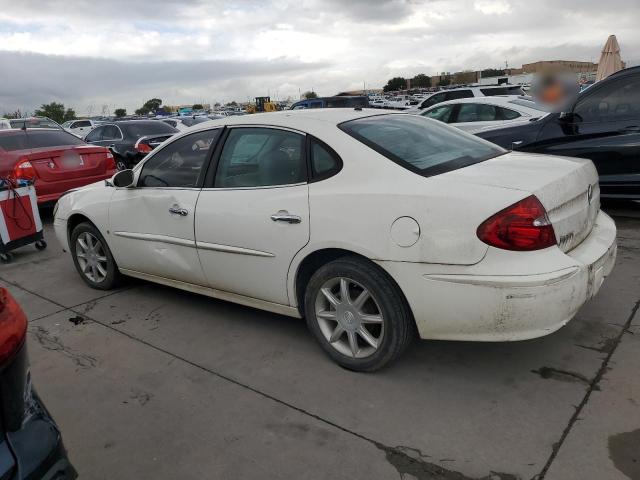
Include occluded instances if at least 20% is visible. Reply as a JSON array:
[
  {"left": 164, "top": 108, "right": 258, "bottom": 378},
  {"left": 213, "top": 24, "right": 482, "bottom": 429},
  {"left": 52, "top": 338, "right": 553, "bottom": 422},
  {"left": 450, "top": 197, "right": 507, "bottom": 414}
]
[{"left": 0, "top": 128, "right": 116, "bottom": 204}]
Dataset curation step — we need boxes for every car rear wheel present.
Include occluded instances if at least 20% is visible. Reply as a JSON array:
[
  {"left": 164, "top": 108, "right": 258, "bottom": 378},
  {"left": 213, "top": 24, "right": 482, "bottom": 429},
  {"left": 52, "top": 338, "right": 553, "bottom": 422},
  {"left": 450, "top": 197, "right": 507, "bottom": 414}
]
[
  {"left": 304, "top": 256, "right": 414, "bottom": 372},
  {"left": 70, "top": 222, "right": 121, "bottom": 290}
]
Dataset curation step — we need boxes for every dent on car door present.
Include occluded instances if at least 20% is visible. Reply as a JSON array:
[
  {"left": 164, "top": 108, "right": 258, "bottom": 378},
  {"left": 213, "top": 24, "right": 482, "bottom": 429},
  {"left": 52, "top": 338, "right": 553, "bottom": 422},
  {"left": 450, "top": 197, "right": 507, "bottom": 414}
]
[
  {"left": 107, "top": 128, "right": 221, "bottom": 284},
  {"left": 195, "top": 126, "right": 310, "bottom": 305}
]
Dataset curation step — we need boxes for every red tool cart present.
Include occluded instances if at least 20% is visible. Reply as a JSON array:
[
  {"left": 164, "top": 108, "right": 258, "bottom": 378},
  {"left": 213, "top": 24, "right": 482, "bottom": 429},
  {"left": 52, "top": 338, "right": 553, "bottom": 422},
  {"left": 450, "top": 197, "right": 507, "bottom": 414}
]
[{"left": 0, "top": 180, "right": 47, "bottom": 263}]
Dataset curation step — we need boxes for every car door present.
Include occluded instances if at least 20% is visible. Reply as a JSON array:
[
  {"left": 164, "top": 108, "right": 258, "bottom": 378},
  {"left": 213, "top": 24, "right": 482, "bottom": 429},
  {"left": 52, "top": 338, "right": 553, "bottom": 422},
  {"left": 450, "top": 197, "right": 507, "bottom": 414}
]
[
  {"left": 108, "top": 128, "right": 221, "bottom": 285},
  {"left": 195, "top": 126, "right": 310, "bottom": 305},
  {"left": 532, "top": 72, "right": 640, "bottom": 197}
]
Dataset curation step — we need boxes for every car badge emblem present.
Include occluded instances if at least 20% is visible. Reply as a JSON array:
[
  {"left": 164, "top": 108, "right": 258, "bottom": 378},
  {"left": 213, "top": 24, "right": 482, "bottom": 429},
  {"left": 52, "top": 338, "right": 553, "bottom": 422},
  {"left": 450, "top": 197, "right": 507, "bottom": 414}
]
[
  {"left": 79, "top": 156, "right": 84, "bottom": 166},
  {"left": 47, "top": 161, "right": 55, "bottom": 169},
  {"left": 587, "top": 184, "right": 593, "bottom": 204}
]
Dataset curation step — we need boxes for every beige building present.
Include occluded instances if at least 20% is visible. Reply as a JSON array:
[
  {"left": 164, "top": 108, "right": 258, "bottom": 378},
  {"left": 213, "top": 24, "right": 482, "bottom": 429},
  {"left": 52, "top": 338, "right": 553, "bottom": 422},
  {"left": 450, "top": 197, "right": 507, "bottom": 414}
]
[{"left": 521, "top": 60, "right": 599, "bottom": 74}]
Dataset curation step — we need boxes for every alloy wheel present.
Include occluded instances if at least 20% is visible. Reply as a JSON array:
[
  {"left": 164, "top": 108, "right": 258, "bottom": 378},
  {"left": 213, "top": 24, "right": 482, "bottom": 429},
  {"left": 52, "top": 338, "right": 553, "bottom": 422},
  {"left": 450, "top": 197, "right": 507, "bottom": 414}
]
[
  {"left": 314, "top": 277, "right": 384, "bottom": 358},
  {"left": 75, "top": 232, "right": 108, "bottom": 283}
]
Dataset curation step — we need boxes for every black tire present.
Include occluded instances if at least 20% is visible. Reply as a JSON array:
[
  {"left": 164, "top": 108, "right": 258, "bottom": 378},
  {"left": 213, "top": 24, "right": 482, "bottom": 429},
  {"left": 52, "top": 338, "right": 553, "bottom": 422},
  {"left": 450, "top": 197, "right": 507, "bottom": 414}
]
[
  {"left": 304, "top": 256, "right": 415, "bottom": 372},
  {"left": 70, "top": 222, "right": 121, "bottom": 290}
]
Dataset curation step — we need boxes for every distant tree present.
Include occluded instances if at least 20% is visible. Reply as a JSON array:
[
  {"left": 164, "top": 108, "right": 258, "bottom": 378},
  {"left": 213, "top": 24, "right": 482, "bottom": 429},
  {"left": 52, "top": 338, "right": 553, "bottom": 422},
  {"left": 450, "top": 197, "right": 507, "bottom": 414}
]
[
  {"left": 412, "top": 74, "right": 431, "bottom": 88},
  {"left": 192, "top": 104, "right": 204, "bottom": 110},
  {"left": 34, "top": 102, "right": 66, "bottom": 123},
  {"left": 3, "top": 110, "right": 22, "bottom": 119},
  {"left": 227, "top": 101, "right": 238, "bottom": 106},
  {"left": 135, "top": 98, "right": 163, "bottom": 116},
  {"left": 114, "top": 108, "right": 127, "bottom": 118},
  {"left": 481, "top": 68, "right": 505, "bottom": 78},
  {"left": 302, "top": 91, "right": 318, "bottom": 99},
  {"left": 383, "top": 77, "right": 406, "bottom": 92},
  {"left": 63, "top": 108, "right": 76, "bottom": 121}
]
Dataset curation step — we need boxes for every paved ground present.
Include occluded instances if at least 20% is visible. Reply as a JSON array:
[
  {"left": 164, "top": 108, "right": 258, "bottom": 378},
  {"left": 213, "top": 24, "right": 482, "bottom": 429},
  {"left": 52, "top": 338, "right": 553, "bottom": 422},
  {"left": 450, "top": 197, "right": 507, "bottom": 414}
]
[{"left": 1, "top": 204, "right": 638, "bottom": 480}]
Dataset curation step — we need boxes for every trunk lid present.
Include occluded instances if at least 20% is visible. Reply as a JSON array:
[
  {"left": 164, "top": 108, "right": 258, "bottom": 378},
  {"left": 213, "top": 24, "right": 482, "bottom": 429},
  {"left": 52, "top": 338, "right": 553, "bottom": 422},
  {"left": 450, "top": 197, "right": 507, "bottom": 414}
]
[
  {"left": 26, "top": 145, "right": 110, "bottom": 182},
  {"left": 445, "top": 151, "right": 600, "bottom": 252}
]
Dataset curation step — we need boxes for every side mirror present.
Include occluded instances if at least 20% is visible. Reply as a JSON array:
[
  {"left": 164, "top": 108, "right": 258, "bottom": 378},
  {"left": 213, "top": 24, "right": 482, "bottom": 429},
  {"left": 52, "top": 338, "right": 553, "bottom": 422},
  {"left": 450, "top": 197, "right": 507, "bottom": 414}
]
[{"left": 112, "top": 169, "right": 135, "bottom": 188}]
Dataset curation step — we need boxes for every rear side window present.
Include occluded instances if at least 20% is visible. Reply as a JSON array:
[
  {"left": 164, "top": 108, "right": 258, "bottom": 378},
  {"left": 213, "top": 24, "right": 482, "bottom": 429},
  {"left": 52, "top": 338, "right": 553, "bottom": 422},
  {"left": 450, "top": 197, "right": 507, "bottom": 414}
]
[
  {"left": 420, "top": 93, "right": 446, "bottom": 108},
  {"left": 214, "top": 128, "right": 307, "bottom": 188},
  {"left": 456, "top": 104, "right": 499, "bottom": 122},
  {"left": 481, "top": 86, "right": 524, "bottom": 96},
  {"left": 339, "top": 114, "right": 506, "bottom": 177},
  {"left": 102, "top": 125, "right": 121, "bottom": 141}
]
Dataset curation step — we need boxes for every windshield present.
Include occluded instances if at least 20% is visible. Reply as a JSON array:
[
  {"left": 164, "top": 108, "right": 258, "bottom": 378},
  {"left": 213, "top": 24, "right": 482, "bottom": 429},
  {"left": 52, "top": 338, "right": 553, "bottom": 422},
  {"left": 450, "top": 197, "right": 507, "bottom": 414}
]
[
  {"left": 121, "top": 122, "right": 178, "bottom": 139},
  {"left": 0, "top": 130, "right": 85, "bottom": 151},
  {"left": 339, "top": 114, "right": 506, "bottom": 177}
]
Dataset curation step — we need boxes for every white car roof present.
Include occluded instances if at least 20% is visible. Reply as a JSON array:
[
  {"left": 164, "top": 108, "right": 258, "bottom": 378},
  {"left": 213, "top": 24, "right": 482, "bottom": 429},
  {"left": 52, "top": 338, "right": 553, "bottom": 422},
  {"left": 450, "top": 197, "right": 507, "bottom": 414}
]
[{"left": 187, "top": 108, "right": 396, "bottom": 143}]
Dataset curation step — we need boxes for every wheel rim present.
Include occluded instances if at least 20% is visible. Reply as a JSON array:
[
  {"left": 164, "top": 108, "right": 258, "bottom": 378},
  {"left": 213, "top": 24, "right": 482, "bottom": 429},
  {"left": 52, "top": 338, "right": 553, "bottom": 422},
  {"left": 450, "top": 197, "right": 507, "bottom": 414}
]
[
  {"left": 75, "top": 232, "right": 108, "bottom": 283},
  {"left": 314, "top": 277, "right": 384, "bottom": 359}
]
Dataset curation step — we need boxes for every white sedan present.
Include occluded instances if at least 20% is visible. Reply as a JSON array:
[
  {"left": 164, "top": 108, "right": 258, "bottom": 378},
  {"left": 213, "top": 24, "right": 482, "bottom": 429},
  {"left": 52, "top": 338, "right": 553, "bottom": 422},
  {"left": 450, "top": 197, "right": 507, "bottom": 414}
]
[
  {"left": 53, "top": 109, "right": 617, "bottom": 371},
  {"left": 419, "top": 96, "right": 549, "bottom": 132}
]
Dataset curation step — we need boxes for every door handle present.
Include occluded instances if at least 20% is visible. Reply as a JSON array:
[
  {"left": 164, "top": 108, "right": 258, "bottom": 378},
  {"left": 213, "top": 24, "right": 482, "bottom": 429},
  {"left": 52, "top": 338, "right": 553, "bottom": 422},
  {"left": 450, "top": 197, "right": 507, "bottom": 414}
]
[
  {"left": 271, "top": 210, "right": 301, "bottom": 224},
  {"left": 169, "top": 206, "right": 189, "bottom": 216}
]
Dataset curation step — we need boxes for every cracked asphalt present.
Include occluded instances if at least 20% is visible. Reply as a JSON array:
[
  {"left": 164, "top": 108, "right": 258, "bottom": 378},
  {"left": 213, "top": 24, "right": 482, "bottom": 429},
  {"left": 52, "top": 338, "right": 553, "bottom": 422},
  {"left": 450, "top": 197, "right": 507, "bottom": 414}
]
[{"left": 1, "top": 205, "right": 639, "bottom": 480}]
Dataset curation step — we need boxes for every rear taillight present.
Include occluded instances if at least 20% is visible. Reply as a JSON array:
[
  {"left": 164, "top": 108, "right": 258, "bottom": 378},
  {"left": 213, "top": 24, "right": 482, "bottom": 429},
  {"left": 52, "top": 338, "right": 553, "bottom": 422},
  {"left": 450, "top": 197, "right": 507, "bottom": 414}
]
[
  {"left": 136, "top": 142, "right": 152, "bottom": 154},
  {"left": 0, "top": 288, "right": 28, "bottom": 365},
  {"left": 12, "top": 158, "right": 36, "bottom": 180},
  {"left": 106, "top": 150, "right": 116, "bottom": 170},
  {"left": 477, "top": 195, "right": 556, "bottom": 251}
]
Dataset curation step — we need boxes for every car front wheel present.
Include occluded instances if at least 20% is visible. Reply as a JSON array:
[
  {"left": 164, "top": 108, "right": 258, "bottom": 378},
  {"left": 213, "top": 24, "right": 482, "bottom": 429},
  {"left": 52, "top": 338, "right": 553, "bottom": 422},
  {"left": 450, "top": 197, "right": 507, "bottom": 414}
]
[
  {"left": 70, "top": 222, "right": 121, "bottom": 290},
  {"left": 304, "top": 256, "right": 414, "bottom": 372}
]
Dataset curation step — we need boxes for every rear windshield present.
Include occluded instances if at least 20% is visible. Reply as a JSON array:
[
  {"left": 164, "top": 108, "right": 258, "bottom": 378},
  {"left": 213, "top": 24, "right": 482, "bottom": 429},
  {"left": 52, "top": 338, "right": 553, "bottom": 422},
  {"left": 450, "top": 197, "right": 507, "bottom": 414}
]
[
  {"left": 339, "top": 114, "right": 506, "bottom": 177},
  {"left": 0, "top": 130, "right": 84, "bottom": 152},
  {"left": 9, "top": 118, "right": 60, "bottom": 129},
  {"left": 121, "top": 122, "right": 177, "bottom": 139}
]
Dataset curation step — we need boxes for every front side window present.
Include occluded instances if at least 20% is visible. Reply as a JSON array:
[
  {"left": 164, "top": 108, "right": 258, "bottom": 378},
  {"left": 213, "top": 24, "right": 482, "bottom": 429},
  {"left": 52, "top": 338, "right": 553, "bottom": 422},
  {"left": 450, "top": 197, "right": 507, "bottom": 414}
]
[
  {"left": 421, "top": 93, "right": 446, "bottom": 108},
  {"left": 138, "top": 129, "right": 220, "bottom": 188},
  {"left": 339, "top": 114, "right": 506, "bottom": 177},
  {"left": 422, "top": 105, "right": 454, "bottom": 123},
  {"left": 101, "top": 125, "right": 121, "bottom": 141},
  {"left": 85, "top": 127, "right": 103, "bottom": 142},
  {"left": 214, "top": 128, "right": 306, "bottom": 188},
  {"left": 456, "top": 103, "right": 498, "bottom": 122},
  {"left": 574, "top": 75, "right": 640, "bottom": 122}
]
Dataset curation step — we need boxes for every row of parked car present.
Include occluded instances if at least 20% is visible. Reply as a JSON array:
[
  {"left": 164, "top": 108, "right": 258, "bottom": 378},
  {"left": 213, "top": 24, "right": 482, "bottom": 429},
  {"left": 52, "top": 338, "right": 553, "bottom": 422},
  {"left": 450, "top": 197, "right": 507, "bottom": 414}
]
[{"left": 0, "top": 65, "right": 638, "bottom": 209}]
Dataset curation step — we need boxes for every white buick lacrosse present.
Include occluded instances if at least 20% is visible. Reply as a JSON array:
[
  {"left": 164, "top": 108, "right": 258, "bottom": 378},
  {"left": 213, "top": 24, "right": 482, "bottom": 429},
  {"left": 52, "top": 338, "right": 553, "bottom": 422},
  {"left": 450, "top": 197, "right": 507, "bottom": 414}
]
[{"left": 54, "top": 109, "right": 617, "bottom": 371}]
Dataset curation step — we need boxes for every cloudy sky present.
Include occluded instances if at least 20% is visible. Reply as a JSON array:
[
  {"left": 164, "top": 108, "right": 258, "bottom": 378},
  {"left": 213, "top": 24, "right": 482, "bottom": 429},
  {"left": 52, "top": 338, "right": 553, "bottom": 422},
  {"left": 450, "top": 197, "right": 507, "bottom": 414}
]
[{"left": 0, "top": 0, "right": 638, "bottom": 115}]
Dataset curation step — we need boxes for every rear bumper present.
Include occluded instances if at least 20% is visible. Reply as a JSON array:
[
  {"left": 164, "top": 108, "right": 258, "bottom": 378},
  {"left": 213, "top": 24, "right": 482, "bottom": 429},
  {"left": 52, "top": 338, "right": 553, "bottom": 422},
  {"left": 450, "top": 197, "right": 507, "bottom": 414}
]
[
  {"left": 378, "top": 211, "right": 617, "bottom": 341},
  {"left": 36, "top": 172, "right": 116, "bottom": 205}
]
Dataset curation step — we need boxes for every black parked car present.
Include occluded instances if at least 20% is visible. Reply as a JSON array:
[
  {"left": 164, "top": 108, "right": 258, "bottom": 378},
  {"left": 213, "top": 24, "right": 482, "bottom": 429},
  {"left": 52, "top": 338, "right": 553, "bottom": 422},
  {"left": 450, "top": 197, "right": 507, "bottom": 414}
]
[
  {"left": 475, "top": 66, "right": 640, "bottom": 200},
  {"left": 84, "top": 120, "right": 178, "bottom": 170},
  {"left": 0, "top": 287, "right": 76, "bottom": 479}
]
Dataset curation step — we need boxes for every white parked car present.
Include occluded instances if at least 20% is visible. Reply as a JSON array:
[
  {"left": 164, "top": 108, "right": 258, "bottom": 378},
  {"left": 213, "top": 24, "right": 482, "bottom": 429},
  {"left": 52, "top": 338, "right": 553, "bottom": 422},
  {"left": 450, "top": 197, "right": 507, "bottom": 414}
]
[
  {"left": 53, "top": 109, "right": 617, "bottom": 371},
  {"left": 61, "top": 119, "right": 101, "bottom": 138},
  {"left": 0, "top": 118, "right": 10, "bottom": 130},
  {"left": 419, "top": 96, "right": 550, "bottom": 132},
  {"left": 405, "top": 85, "right": 525, "bottom": 113}
]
